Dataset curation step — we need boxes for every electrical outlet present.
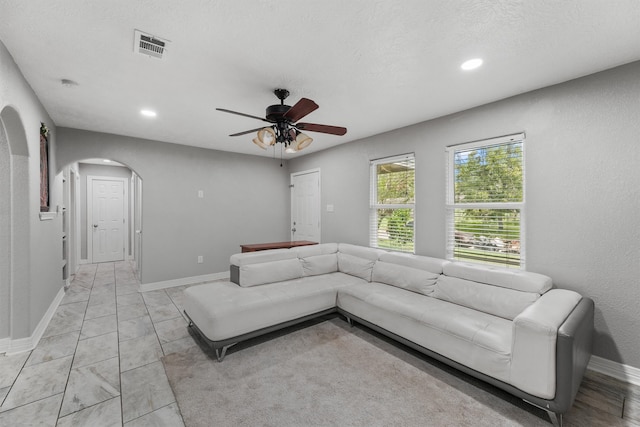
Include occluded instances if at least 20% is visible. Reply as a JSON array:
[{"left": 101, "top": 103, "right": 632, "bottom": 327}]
[
  {"left": 197, "top": 190, "right": 204, "bottom": 198},
  {"left": 197, "top": 255, "right": 203, "bottom": 264}
]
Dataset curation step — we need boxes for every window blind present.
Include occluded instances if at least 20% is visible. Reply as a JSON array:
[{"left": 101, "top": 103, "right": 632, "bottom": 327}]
[
  {"left": 370, "top": 154, "right": 415, "bottom": 253},
  {"left": 446, "top": 134, "right": 525, "bottom": 268}
]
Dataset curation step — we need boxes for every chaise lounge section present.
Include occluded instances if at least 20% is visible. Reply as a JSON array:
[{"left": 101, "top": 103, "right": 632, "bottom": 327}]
[{"left": 183, "top": 243, "right": 593, "bottom": 426}]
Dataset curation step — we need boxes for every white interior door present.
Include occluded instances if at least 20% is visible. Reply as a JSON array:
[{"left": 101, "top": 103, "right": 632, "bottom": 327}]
[
  {"left": 91, "top": 178, "right": 125, "bottom": 263},
  {"left": 291, "top": 169, "right": 321, "bottom": 242}
]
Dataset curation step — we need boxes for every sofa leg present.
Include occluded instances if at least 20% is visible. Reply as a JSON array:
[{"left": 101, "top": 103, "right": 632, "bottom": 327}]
[
  {"left": 345, "top": 316, "right": 354, "bottom": 327},
  {"left": 523, "top": 400, "right": 562, "bottom": 427},
  {"left": 546, "top": 410, "right": 562, "bottom": 427},
  {"left": 214, "top": 346, "right": 228, "bottom": 362},
  {"left": 214, "top": 343, "right": 238, "bottom": 362}
]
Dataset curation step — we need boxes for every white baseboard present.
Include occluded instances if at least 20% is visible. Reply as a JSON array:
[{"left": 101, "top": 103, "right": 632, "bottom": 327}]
[
  {"left": 588, "top": 355, "right": 640, "bottom": 387},
  {"left": 0, "top": 286, "right": 65, "bottom": 355},
  {"left": 79, "top": 259, "right": 89, "bottom": 265},
  {"left": 139, "top": 271, "right": 230, "bottom": 292}
]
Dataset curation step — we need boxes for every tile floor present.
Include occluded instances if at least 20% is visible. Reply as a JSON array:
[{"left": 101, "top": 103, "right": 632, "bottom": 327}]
[{"left": 0, "top": 261, "right": 195, "bottom": 426}]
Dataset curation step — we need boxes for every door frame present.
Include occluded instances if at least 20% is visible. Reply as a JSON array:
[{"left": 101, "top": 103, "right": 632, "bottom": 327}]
[
  {"left": 290, "top": 168, "right": 321, "bottom": 242},
  {"left": 69, "top": 167, "right": 79, "bottom": 277},
  {"left": 87, "top": 175, "right": 129, "bottom": 263}
]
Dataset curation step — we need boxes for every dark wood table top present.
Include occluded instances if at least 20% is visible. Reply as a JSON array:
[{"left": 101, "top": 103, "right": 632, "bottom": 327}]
[{"left": 240, "top": 240, "right": 318, "bottom": 252}]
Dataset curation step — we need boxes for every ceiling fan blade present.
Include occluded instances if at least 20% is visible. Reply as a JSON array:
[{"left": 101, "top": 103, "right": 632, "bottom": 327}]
[
  {"left": 216, "top": 108, "right": 270, "bottom": 123},
  {"left": 283, "top": 98, "right": 319, "bottom": 122},
  {"left": 229, "top": 127, "right": 267, "bottom": 137},
  {"left": 296, "top": 122, "right": 347, "bottom": 136}
]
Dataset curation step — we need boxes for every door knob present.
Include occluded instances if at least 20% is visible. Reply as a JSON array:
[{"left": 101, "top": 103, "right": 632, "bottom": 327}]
[
  {"left": 292, "top": 228, "right": 296, "bottom": 233},
  {"left": 93, "top": 224, "right": 98, "bottom": 228}
]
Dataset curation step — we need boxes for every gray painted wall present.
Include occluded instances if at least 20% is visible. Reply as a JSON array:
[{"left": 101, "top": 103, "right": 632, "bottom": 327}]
[
  {"left": 0, "top": 40, "right": 59, "bottom": 340},
  {"left": 56, "top": 129, "right": 291, "bottom": 284},
  {"left": 290, "top": 61, "right": 640, "bottom": 369}
]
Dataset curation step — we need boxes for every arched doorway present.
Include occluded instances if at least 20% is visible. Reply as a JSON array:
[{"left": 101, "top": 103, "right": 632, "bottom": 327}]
[
  {"left": 58, "top": 159, "right": 143, "bottom": 281},
  {"left": 0, "top": 106, "right": 30, "bottom": 347}
]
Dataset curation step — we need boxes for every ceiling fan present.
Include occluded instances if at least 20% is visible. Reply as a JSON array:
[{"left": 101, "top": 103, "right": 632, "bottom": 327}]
[{"left": 216, "top": 89, "right": 347, "bottom": 154}]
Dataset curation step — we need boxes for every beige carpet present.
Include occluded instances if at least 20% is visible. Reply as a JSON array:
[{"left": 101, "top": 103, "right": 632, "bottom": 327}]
[{"left": 162, "top": 317, "right": 550, "bottom": 427}]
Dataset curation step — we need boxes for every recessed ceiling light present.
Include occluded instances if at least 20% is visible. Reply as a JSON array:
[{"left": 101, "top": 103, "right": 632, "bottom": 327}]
[
  {"left": 461, "top": 58, "right": 483, "bottom": 71},
  {"left": 140, "top": 109, "right": 157, "bottom": 117}
]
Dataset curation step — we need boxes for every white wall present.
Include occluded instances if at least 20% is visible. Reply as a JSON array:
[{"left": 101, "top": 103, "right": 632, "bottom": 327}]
[
  {"left": 289, "top": 61, "right": 640, "bottom": 369},
  {"left": 56, "top": 128, "right": 291, "bottom": 284},
  {"left": 0, "top": 40, "right": 60, "bottom": 343}
]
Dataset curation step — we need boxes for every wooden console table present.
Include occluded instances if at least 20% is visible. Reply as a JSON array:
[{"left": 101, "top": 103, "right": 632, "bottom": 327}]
[{"left": 240, "top": 240, "right": 318, "bottom": 253}]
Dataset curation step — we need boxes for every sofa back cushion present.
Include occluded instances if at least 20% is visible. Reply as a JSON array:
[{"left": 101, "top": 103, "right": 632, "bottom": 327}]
[
  {"left": 296, "top": 243, "right": 339, "bottom": 276},
  {"left": 238, "top": 259, "right": 304, "bottom": 287},
  {"left": 337, "top": 244, "right": 384, "bottom": 281},
  {"left": 434, "top": 262, "right": 553, "bottom": 320},
  {"left": 434, "top": 275, "right": 540, "bottom": 320},
  {"left": 338, "top": 254, "right": 376, "bottom": 281},
  {"left": 301, "top": 254, "right": 338, "bottom": 276},
  {"left": 338, "top": 243, "right": 385, "bottom": 260},
  {"left": 372, "top": 261, "right": 439, "bottom": 295},
  {"left": 230, "top": 249, "right": 295, "bottom": 266},
  {"left": 378, "top": 252, "right": 447, "bottom": 275},
  {"left": 230, "top": 249, "right": 304, "bottom": 287},
  {"left": 442, "top": 262, "right": 552, "bottom": 294},
  {"left": 296, "top": 243, "right": 338, "bottom": 258}
]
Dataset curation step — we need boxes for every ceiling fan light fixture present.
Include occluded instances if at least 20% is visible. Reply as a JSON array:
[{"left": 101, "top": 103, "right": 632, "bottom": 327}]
[
  {"left": 294, "top": 132, "right": 313, "bottom": 151},
  {"left": 252, "top": 137, "right": 269, "bottom": 150},
  {"left": 256, "top": 127, "right": 276, "bottom": 146},
  {"left": 284, "top": 146, "right": 297, "bottom": 154}
]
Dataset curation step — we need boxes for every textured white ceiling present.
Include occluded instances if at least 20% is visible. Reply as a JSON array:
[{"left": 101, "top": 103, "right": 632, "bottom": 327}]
[{"left": 1, "top": 0, "right": 639, "bottom": 158}]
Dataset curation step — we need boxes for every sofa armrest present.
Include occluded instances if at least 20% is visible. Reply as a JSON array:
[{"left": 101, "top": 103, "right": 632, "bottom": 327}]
[
  {"left": 552, "top": 297, "right": 594, "bottom": 412},
  {"left": 510, "top": 289, "right": 582, "bottom": 399}
]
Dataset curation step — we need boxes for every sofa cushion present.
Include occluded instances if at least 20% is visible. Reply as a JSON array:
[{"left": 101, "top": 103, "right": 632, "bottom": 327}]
[
  {"left": 378, "top": 252, "right": 447, "bottom": 275},
  {"left": 230, "top": 249, "right": 296, "bottom": 266},
  {"left": 433, "top": 275, "right": 540, "bottom": 320},
  {"left": 297, "top": 244, "right": 339, "bottom": 276},
  {"left": 338, "top": 253, "right": 376, "bottom": 281},
  {"left": 337, "top": 243, "right": 384, "bottom": 260},
  {"left": 337, "top": 283, "right": 512, "bottom": 383},
  {"left": 184, "top": 273, "right": 365, "bottom": 341},
  {"left": 442, "top": 261, "right": 552, "bottom": 294},
  {"left": 371, "top": 261, "right": 438, "bottom": 295},
  {"left": 295, "top": 243, "right": 338, "bottom": 257},
  {"left": 238, "top": 258, "right": 304, "bottom": 287},
  {"left": 301, "top": 254, "right": 338, "bottom": 276}
]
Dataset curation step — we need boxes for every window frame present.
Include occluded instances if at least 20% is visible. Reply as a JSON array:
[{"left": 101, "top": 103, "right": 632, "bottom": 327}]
[
  {"left": 445, "top": 133, "right": 526, "bottom": 269},
  {"left": 369, "top": 153, "right": 416, "bottom": 253}
]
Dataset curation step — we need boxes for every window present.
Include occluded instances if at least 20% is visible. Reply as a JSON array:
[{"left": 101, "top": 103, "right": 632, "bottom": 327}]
[
  {"left": 370, "top": 154, "right": 415, "bottom": 253},
  {"left": 446, "top": 134, "right": 524, "bottom": 268}
]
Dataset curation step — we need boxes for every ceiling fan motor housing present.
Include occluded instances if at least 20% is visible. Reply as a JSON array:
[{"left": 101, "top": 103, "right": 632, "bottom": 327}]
[{"left": 266, "top": 104, "right": 291, "bottom": 122}]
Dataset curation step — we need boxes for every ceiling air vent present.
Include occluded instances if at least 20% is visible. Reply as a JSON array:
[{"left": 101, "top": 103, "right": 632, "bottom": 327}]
[{"left": 134, "top": 30, "right": 168, "bottom": 59}]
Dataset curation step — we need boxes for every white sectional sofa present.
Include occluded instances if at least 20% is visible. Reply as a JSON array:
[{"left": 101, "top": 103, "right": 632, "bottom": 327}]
[{"left": 183, "top": 243, "right": 593, "bottom": 426}]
